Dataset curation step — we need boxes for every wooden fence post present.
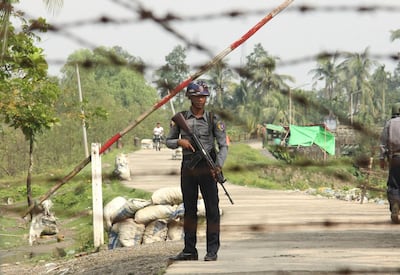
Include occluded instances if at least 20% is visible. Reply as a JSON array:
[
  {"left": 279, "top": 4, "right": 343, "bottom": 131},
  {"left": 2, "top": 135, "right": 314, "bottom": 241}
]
[{"left": 91, "top": 143, "right": 104, "bottom": 248}]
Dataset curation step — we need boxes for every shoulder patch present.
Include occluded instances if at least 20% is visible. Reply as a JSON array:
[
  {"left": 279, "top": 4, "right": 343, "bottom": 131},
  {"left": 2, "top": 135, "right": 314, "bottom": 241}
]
[{"left": 216, "top": 121, "right": 225, "bottom": 132}]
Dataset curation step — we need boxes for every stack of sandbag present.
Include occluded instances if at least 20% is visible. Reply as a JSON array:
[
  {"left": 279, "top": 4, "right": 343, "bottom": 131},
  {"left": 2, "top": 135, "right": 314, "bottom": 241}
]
[
  {"left": 105, "top": 186, "right": 222, "bottom": 249},
  {"left": 103, "top": 196, "right": 151, "bottom": 230},
  {"left": 104, "top": 196, "right": 151, "bottom": 249}
]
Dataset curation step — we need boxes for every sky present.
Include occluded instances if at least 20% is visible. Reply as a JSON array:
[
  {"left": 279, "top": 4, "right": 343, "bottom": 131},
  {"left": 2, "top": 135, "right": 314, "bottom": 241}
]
[{"left": 14, "top": 0, "right": 400, "bottom": 89}]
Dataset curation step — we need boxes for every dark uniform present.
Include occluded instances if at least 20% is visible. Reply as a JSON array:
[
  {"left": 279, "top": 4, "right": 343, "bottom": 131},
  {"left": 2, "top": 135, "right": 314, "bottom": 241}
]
[
  {"left": 166, "top": 109, "right": 228, "bottom": 259},
  {"left": 380, "top": 102, "right": 400, "bottom": 223}
]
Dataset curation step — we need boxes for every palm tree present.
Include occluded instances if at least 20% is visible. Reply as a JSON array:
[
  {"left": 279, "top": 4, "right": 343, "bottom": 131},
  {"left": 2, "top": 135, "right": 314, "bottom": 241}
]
[
  {"left": 245, "top": 43, "right": 293, "bottom": 98},
  {"left": 206, "top": 60, "right": 234, "bottom": 108},
  {"left": 1, "top": 0, "right": 63, "bottom": 62},
  {"left": 371, "top": 65, "right": 390, "bottom": 123},
  {"left": 390, "top": 29, "right": 400, "bottom": 42},
  {"left": 309, "top": 53, "right": 340, "bottom": 100},
  {"left": 234, "top": 43, "right": 294, "bottom": 135},
  {"left": 338, "top": 48, "right": 378, "bottom": 124},
  {"left": 42, "top": 0, "right": 63, "bottom": 14}
]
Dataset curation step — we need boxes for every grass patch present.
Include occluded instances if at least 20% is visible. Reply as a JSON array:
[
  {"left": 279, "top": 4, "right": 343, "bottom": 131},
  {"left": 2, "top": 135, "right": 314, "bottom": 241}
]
[
  {"left": 0, "top": 216, "right": 27, "bottom": 249},
  {"left": 0, "top": 146, "right": 152, "bottom": 263},
  {"left": 225, "top": 143, "right": 386, "bottom": 195}
]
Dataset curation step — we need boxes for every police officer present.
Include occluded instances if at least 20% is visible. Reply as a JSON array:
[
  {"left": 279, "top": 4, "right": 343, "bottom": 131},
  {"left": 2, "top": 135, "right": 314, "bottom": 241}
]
[
  {"left": 166, "top": 80, "right": 228, "bottom": 261},
  {"left": 380, "top": 102, "right": 400, "bottom": 223}
]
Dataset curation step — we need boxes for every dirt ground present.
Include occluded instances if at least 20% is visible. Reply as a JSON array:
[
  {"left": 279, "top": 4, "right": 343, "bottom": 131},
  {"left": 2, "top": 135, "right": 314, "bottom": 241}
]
[{"left": 0, "top": 241, "right": 182, "bottom": 275}]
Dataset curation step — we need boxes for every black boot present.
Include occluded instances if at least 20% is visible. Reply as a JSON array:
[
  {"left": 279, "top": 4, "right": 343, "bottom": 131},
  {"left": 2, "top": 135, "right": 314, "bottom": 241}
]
[
  {"left": 169, "top": 251, "right": 198, "bottom": 261},
  {"left": 204, "top": 252, "right": 217, "bottom": 261}
]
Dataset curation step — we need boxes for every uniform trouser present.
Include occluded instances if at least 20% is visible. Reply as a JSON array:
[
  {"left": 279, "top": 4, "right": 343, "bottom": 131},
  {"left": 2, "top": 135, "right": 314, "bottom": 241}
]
[
  {"left": 181, "top": 159, "right": 220, "bottom": 255},
  {"left": 386, "top": 157, "right": 400, "bottom": 211}
]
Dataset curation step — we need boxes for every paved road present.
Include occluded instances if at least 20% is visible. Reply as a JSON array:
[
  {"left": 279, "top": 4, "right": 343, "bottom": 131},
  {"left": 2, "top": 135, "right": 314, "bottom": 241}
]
[{"left": 123, "top": 144, "right": 400, "bottom": 274}]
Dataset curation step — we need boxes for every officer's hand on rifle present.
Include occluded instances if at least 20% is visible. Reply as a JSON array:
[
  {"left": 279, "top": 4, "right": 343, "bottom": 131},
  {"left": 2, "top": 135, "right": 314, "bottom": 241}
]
[
  {"left": 177, "top": 139, "right": 195, "bottom": 152},
  {"left": 211, "top": 166, "right": 222, "bottom": 181}
]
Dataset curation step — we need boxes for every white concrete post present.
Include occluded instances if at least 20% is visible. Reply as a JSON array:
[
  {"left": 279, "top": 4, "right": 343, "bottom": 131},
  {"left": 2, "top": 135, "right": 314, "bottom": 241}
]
[{"left": 91, "top": 143, "right": 104, "bottom": 247}]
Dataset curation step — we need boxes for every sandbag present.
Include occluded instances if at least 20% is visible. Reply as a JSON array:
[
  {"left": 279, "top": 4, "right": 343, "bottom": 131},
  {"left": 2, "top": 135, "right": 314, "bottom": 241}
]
[
  {"left": 167, "top": 219, "right": 184, "bottom": 241},
  {"left": 103, "top": 196, "right": 127, "bottom": 230},
  {"left": 171, "top": 200, "right": 223, "bottom": 219},
  {"left": 113, "top": 153, "right": 131, "bottom": 180},
  {"left": 108, "top": 224, "right": 122, "bottom": 249},
  {"left": 196, "top": 199, "right": 224, "bottom": 216},
  {"left": 142, "top": 219, "right": 168, "bottom": 244},
  {"left": 113, "top": 198, "right": 152, "bottom": 225},
  {"left": 151, "top": 187, "right": 183, "bottom": 205},
  {"left": 151, "top": 186, "right": 203, "bottom": 205},
  {"left": 170, "top": 203, "right": 185, "bottom": 219},
  {"left": 117, "top": 218, "right": 145, "bottom": 247},
  {"left": 134, "top": 204, "right": 177, "bottom": 225}
]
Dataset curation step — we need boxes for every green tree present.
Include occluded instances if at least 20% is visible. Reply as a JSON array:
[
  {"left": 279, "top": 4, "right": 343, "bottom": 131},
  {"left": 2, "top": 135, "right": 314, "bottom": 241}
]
[
  {"left": 0, "top": 16, "right": 60, "bottom": 209},
  {"left": 153, "top": 45, "right": 190, "bottom": 111},
  {"left": 57, "top": 46, "right": 160, "bottom": 157}
]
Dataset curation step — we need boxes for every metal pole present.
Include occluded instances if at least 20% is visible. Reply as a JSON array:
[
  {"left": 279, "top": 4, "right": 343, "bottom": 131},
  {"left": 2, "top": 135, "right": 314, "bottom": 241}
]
[
  {"left": 76, "top": 64, "right": 89, "bottom": 157},
  {"left": 165, "top": 79, "right": 176, "bottom": 115},
  {"left": 289, "top": 88, "right": 292, "bottom": 125}
]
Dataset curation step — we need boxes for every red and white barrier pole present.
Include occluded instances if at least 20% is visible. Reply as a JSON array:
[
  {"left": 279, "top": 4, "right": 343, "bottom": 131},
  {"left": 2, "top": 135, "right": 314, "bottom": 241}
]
[{"left": 22, "top": 0, "right": 294, "bottom": 218}]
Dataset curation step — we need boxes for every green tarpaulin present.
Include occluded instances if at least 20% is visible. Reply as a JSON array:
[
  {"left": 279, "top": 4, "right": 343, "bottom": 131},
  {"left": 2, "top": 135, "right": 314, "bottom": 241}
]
[
  {"left": 288, "top": 125, "right": 335, "bottom": 155},
  {"left": 266, "top": 124, "right": 285, "bottom": 133}
]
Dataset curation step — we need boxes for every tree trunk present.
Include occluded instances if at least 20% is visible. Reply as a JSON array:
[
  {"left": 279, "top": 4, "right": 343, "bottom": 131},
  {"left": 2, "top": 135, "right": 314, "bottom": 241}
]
[{"left": 26, "top": 135, "right": 34, "bottom": 217}]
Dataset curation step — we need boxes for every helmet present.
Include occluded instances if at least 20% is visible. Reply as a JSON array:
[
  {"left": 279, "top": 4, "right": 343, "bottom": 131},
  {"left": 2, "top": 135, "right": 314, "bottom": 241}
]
[
  {"left": 186, "top": 80, "right": 210, "bottom": 97},
  {"left": 392, "top": 102, "right": 400, "bottom": 117}
]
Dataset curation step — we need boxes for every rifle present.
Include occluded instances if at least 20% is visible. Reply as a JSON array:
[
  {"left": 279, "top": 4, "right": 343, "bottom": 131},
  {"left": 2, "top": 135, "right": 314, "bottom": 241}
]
[{"left": 172, "top": 112, "right": 234, "bottom": 204}]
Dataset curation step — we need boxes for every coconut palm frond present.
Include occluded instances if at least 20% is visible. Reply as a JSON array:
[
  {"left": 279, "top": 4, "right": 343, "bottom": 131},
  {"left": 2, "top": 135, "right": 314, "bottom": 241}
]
[
  {"left": 0, "top": 0, "right": 12, "bottom": 63},
  {"left": 390, "top": 29, "right": 400, "bottom": 42},
  {"left": 42, "top": 0, "right": 64, "bottom": 15}
]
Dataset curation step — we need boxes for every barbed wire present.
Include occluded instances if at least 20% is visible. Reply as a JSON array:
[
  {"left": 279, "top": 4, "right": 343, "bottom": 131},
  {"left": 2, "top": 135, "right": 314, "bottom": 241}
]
[
  {"left": 39, "top": 50, "right": 400, "bottom": 77},
  {"left": 16, "top": 2, "right": 400, "bottom": 73},
  {"left": 23, "top": 4, "right": 400, "bottom": 29},
  {"left": 13, "top": 1, "right": 400, "bottom": 151}
]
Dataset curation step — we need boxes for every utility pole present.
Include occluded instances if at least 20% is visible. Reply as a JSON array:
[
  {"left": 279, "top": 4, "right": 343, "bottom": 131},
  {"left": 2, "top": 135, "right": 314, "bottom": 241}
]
[
  {"left": 289, "top": 88, "right": 292, "bottom": 125},
  {"left": 165, "top": 79, "right": 176, "bottom": 115},
  {"left": 76, "top": 64, "right": 89, "bottom": 157}
]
